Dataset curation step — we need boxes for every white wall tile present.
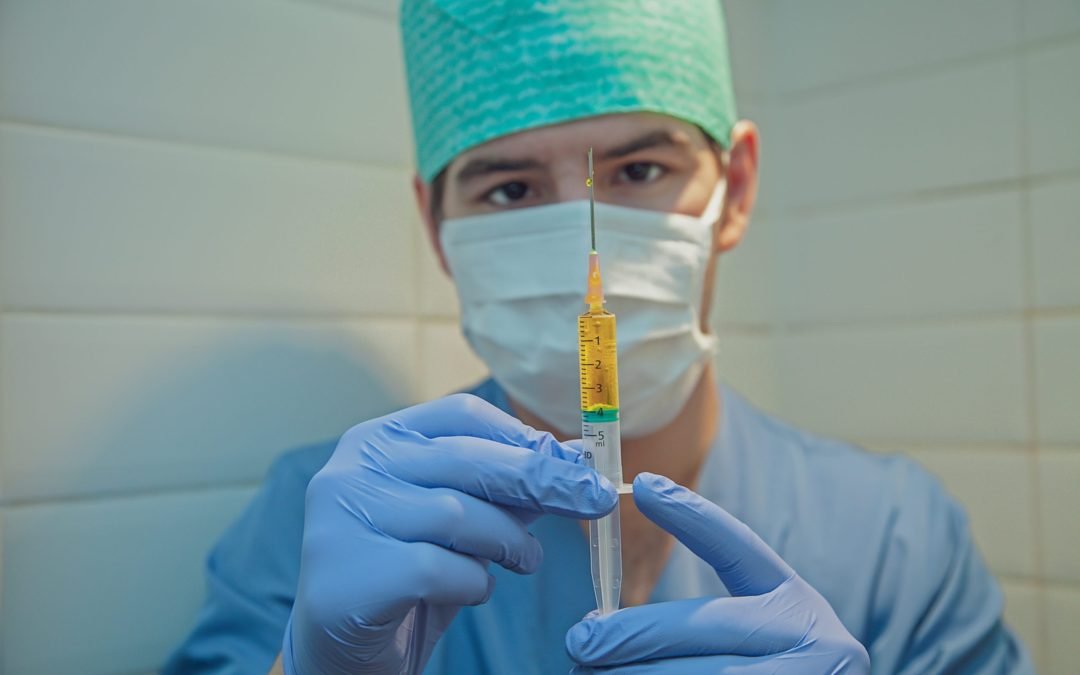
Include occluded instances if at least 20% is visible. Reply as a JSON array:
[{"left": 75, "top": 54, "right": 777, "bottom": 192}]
[
  {"left": 716, "top": 332, "right": 779, "bottom": 414},
  {"left": 0, "top": 0, "right": 411, "bottom": 166},
  {"left": 740, "top": 103, "right": 781, "bottom": 219},
  {"left": 1038, "top": 451, "right": 1080, "bottom": 584},
  {"left": 714, "top": 218, "right": 775, "bottom": 326},
  {"left": 1, "top": 487, "right": 255, "bottom": 675},
  {"left": 906, "top": 449, "right": 1037, "bottom": 578},
  {"left": 1044, "top": 585, "right": 1080, "bottom": 675},
  {"left": 1023, "top": 0, "right": 1080, "bottom": 42},
  {"left": 774, "top": 192, "right": 1025, "bottom": 323},
  {"left": 1001, "top": 579, "right": 1046, "bottom": 673},
  {"left": 0, "top": 314, "right": 414, "bottom": 501},
  {"left": 418, "top": 321, "right": 487, "bottom": 401},
  {"left": 722, "top": 0, "right": 771, "bottom": 99},
  {"left": 416, "top": 220, "right": 460, "bottom": 319},
  {"left": 1026, "top": 41, "right": 1080, "bottom": 176},
  {"left": 774, "top": 321, "right": 1028, "bottom": 443},
  {"left": 1031, "top": 180, "right": 1080, "bottom": 309},
  {"left": 769, "top": 59, "right": 1021, "bottom": 211},
  {"left": 0, "top": 509, "right": 4, "bottom": 642},
  {"left": 297, "top": 0, "right": 397, "bottom": 18},
  {"left": 768, "top": 0, "right": 1017, "bottom": 94},
  {"left": 1034, "top": 317, "right": 1080, "bottom": 444},
  {"left": 0, "top": 124, "right": 419, "bottom": 316}
]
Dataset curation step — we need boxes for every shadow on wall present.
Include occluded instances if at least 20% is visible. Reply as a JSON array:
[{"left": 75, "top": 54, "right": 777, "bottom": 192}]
[
  {"left": 4, "top": 325, "right": 411, "bottom": 674},
  {"left": 98, "top": 330, "right": 410, "bottom": 492},
  {"left": 7, "top": 320, "right": 414, "bottom": 500}
]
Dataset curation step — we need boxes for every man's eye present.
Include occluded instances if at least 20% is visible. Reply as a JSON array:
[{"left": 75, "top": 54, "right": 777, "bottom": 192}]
[
  {"left": 619, "top": 162, "right": 663, "bottom": 183},
  {"left": 486, "top": 181, "right": 530, "bottom": 206}
]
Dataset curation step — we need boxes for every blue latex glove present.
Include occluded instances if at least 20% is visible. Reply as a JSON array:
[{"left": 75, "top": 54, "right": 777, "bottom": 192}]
[
  {"left": 283, "top": 394, "right": 618, "bottom": 675},
  {"left": 566, "top": 472, "right": 870, "bottom": 674}
]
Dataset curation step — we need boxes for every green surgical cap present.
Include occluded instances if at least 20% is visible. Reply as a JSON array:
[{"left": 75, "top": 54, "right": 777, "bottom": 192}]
[{"left": 400, "top": 0, "right": 738, "bottom": 182}]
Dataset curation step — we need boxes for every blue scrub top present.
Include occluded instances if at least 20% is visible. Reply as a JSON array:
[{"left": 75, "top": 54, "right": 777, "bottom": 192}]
[{"left": 164, "top": 380, "right": 1032, "bottom": 674}]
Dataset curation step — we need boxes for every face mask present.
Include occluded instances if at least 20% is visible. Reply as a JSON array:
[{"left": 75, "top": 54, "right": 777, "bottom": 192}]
[{"left": 440, "top": 182, "right": 724, "bottom": 438}]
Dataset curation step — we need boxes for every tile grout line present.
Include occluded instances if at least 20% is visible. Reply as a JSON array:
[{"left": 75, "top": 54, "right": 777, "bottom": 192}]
[
  {"left": 758, "top": 202, "right": 784, "bottom": 410},
  {"left": 284, "top": 0, "right": 397, "bottom": 20},
  {"left": 755, "top": 30, "right": 1080, "bottom": 106},
  {"left": 4, "top": 304, "right": 1080, "bottom": 337},
  {"left": 853, "top": 440, "right": 1033, "bottom": 453},
  {"left": 0, "top": 181, "right": 7, "bottom": 624},
  {"left": 0, "top": 181, "right": 6, "bottom": 523},
  {"left": 770, "top": 169, "right": 1080, "bottom": 220},
  {"left": 9, "top": 306, "right": 953, "bottom": 330},
  {"left": 0, "top": 480, "right": 263, "bottom": 510},
  {"left": 0, "top": 307, "right": 423, "bottom": 323},
  {"left": 1013, "top": 2, "right": 1051, "bottom": 662},
  {"left": 0, "top": 472, "right": 5, "bottom": 666},
  {"left": 722, "top": 173, "right": 787, "bottom": 410},
  {"left": 763, "top": 307, "right": 1080, "bottom": 334},
  {"left": 412, "top": 211, "right": 427, "bottom": 403},
  {"left": 0, "top": 117, "right": 416, "bottom": 175}
]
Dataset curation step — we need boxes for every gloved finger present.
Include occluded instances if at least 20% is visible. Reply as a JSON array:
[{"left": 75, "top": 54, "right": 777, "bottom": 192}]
[
  {"left": 382, "top": 393, "right": 579, "bottom": 462},
  {"left": 404, "top": 542, "right": 495, "bottom": 608},
  {"left": 563, "top": 438, "right": 584, "bottom": 457},
  {"left": 565, "top": 593, "right": 806, "bottom": 666},
  {"left": 382, "top": 429, "right": 618, "bottom": 519},
  {"left": 569, "top": 654, "right": 762, "bottom": 674},
  {"left": 375, "top": 484, "right": 543, "bottom": 574},
  {"left": 632, "top": 472, "right": 793, "bottom": 597},
  {"left": 499, "top": 439, "right": 584, "bottom": 528}
]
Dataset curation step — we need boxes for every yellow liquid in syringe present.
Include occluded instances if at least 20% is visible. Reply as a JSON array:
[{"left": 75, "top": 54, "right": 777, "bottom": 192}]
[
  {"left": 578, "top": 305, "right": 625, "bottom": 492},
  {"left": 578, "top": 308, "right": 620, "bottom": 421}
]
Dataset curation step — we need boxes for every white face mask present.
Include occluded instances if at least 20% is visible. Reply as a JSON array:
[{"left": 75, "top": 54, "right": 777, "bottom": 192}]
[{"left": 440, "top": 182, "right": 724, "bottom": 438}]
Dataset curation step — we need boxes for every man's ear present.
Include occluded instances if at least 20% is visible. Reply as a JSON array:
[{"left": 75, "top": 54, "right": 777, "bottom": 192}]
[
  {"left": 413, "top": 174, "right": 451, "bottom": 276},
  {"left": 714, "top": 120, "right": 759, "bottom": 254}
]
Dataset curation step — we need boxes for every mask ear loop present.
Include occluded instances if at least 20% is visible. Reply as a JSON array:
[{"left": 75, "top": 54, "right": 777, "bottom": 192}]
[
  {"left": 691, "top": 181, "right": 725, "bottom": 365},
  {"left": 691, "top": 180, "right": 727, "bottom": 346},
  {"left": 700, "top": 180, "right": 727, "bottom": 225}
]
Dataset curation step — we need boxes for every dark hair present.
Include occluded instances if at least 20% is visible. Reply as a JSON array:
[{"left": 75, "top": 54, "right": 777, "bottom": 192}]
[{"left": 429, "top": 168, "right": 447, "bottom": 224}]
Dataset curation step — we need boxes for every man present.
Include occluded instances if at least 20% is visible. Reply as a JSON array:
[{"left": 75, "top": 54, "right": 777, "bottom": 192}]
[{"left": 165, "top": 1, "right": 1032, "bottom": 673}]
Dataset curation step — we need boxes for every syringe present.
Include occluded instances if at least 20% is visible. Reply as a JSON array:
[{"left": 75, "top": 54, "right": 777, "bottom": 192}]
[{"left": 577, "top": 147, "right": 627, "bottom": 615}]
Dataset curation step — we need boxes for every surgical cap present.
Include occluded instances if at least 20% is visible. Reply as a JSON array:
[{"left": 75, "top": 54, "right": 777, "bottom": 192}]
[{"left": 400, "top": 0, "right": 738, "bottom": 182}]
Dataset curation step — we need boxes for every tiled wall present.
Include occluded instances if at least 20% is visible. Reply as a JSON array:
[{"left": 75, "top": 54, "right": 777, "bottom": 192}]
[
  {"left": 0, "top": 1, "right": 433, "bottom": 672},
  {"left": 723, "top": 0, "right": 1080, "bottom": 671},
  {"left": 0, "top": 0, "right": 1075, "bottom": 673}
]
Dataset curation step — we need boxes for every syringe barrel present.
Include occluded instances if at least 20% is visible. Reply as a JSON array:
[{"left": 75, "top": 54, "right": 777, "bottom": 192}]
[
  {"left": 578, "top": 310, "right": 620, "bottom": 414},
  {"left": 581, "top": 419, "right": 623, "bottom": 487},
  {"left": 588, "top": 506, "right": 622, "bottom": 615},
  {"left": 579, "top": 308, "right": 624, "bottom": 614}
]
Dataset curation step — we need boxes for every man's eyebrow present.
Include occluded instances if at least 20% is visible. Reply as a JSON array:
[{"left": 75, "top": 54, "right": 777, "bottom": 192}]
[
  {"left": 600, "top": 130, "right": 686, "bottom": 160},
  {"left": 454, "top": 157, "right": 544, "bottom": 185}
]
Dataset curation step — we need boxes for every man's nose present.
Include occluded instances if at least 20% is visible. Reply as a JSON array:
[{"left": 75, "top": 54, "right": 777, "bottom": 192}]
[{"left": 552, "top": 172, "right": 590, "bottom": 203}]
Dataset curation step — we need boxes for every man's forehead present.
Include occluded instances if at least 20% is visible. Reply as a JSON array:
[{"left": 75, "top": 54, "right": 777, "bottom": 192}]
[{"left": 446, "top": 113, "right": 707, "bottom": 175}]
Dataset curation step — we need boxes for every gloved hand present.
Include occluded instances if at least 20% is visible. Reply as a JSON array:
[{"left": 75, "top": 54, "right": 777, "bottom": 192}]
[
  {"left": 283, "top": 394, "right": 617, "bottom": 675},
  {"left": 566, "top": 472, "right": 870, "bottom": 674}
]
